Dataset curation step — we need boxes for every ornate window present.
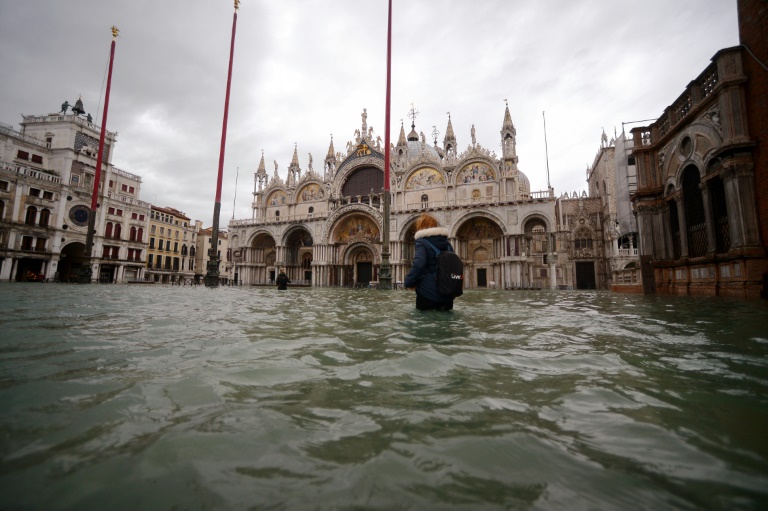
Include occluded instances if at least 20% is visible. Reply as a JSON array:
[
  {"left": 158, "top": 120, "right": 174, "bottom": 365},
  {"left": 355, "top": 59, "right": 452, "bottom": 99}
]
[
  {"left": 709, "top": 176, "right": 730, "bottom": 253},
  {"left": 342, "top": 166, "right": 383, "bottom": 201},
  {"left": 105, "top": 222, "right": 113, "bottom": 238},
  {"left": 421, "top": 194, "right": 428, "bottom": 208},
  {"left": 682, "top": 166, "right": 707, "bottom": 257},
  {"left": 574, "top": 227, "right": 593, "bottom": 250},
  {"left": 114, "top": 223, "right": 122, "bottom": 240}
]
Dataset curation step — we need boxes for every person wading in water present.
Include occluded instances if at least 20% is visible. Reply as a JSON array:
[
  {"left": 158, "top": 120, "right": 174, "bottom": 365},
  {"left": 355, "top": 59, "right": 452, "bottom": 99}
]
[
  {"left": 276, "top": 268, "right": 290, "bottom": 290},
  {"left": 404, "top": 214, "right": 458, "bottom": 311}
]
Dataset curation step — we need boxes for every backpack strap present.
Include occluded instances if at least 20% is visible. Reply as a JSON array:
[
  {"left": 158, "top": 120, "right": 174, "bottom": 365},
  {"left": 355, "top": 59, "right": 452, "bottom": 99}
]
[
  {"left": 421, "top": 239, "right": 441, "bottom": 257},
  {"left": 421, "top": 238, "right": 453, "bottom": 255}
]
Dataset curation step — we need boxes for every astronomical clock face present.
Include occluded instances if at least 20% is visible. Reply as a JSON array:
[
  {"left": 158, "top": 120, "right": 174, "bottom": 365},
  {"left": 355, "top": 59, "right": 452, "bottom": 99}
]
[{"left": 68, "top": 205, "right": 90, "bottom": 227}]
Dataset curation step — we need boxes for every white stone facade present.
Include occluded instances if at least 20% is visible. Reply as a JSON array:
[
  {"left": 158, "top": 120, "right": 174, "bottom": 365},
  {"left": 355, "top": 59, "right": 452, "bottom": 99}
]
[
  {"left": 0, "top": 110, "right": 149, "bottom": 282},
  {"left": 228, "top": 105, "right": 577, "bottom": 290}
]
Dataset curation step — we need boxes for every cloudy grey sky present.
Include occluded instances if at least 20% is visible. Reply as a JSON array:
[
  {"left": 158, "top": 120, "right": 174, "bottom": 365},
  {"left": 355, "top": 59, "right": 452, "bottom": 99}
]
[{"left": 0, "top": 1, "right": 739, "bottom": 226}]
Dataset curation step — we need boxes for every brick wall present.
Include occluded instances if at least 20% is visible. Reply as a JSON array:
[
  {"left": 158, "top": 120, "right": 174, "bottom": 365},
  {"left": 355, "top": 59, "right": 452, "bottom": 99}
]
[{"left": 738, "top": 0, "right": 768, "bottom": 250}]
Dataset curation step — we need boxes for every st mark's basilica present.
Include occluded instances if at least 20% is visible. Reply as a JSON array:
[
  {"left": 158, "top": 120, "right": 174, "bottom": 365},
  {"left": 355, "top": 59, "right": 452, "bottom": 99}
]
[{"left": 228, "top": 104, "right": 602, "bottom": 290}]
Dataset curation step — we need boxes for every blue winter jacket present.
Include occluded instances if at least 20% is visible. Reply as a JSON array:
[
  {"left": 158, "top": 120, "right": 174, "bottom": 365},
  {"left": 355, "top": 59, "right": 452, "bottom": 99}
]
[{"left": 404, "top": 227, "right": 454, "bottom": 303}]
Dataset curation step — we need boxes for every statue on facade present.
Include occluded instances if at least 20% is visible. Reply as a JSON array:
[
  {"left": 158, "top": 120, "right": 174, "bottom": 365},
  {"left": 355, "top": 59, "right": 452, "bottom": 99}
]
[
  {"left": 361, "top": 108, "right": 367, "bottom": 132},
  {"left": 60, "top": 101, "right": 70, "bottom": 114},
  {"left": 308, "top": 153, "right": 313, "bottom": 172},
  {"left": 471, "top": 124, "right": 476, "bottom": 146}
]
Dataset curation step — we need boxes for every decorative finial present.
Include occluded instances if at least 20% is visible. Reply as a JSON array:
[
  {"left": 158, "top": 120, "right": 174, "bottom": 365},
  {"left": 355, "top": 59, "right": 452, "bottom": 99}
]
[
  {"left": 234, "top": 0, "right": 240, "bottom": 11},
  {"left": 431, "top": 126, "right": 440, "bottom": 145},
  {"left": 111, "top": 26, "right": 120, "bottom": 39},
  {"left": 447, "top": 111, "right": 451, "bottom": 119},
  {"left": 407, "top": 103, "right": 419, "bottom": 128}
]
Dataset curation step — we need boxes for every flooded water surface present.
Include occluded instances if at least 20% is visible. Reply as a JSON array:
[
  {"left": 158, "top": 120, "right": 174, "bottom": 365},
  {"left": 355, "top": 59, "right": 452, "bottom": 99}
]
[{"left": 1, "top": 284, "right": 767, "bottom": 510}]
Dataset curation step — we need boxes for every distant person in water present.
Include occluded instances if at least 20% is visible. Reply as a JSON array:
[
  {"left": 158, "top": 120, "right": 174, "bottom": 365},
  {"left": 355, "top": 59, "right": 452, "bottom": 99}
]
[
  {"left": 404, "top": 214, "right": 455, "bottom": 311},
  {"left": 276, "top": 269, "right": 290, "bottom": 290}
]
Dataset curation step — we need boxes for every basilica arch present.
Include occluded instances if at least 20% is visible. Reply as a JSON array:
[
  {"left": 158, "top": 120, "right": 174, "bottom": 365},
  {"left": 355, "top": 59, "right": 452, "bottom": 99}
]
[
  {"left": 240, "top": 231, "right": 277, "bottom": 284},
  {"left": 454, "top": 214, "right": 505, "bottom": 289},
  {"left": 326, "top": 211, "right": 381, "bottom": 287},
  {"left": 283, "top": 226, "right": 314, "bottom": 283}
]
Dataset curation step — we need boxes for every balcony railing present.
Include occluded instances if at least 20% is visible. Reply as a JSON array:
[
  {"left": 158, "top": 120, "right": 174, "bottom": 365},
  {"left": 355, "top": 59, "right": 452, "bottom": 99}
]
[
  {"left": 0, "top": 159, "right": 61, "bottom": 184},
  {"left": 0, "top": 122, "right": 50, "bottom": 148}
]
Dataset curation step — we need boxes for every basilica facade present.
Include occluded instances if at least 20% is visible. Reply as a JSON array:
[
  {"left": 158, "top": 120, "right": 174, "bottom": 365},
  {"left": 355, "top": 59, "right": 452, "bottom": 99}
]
[{"left": 228, "top": 105, "right": 590, "bottom": 290}]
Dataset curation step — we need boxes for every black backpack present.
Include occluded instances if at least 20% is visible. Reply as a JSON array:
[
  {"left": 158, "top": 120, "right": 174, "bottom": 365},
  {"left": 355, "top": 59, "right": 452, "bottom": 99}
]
[{"left": 421, "top": 239, "right": 464, "bottom": 298}]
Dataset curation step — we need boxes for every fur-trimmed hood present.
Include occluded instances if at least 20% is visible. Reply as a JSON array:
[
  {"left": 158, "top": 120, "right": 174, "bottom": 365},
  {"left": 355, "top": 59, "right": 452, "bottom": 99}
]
[{"left": 414, "top": 227, "right": 449, "bottom": 240}]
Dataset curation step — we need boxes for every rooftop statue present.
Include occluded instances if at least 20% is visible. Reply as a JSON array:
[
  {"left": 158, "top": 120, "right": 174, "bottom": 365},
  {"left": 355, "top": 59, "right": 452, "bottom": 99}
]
[{"left": 60, "top": 101, "right": 70, "bottom": 114}]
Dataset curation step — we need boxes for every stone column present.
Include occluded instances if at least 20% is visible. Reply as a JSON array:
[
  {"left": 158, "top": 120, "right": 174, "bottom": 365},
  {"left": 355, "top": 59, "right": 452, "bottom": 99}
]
[{"left": 722, "top": 162, "right": 760, "bottom": 248}]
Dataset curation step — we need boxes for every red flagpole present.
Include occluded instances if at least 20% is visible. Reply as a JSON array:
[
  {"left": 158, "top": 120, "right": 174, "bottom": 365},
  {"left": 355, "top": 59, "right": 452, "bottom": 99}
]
[
  {"left": 79, "top": 26, "right": 119, "bottom": 284},
  {"left": 383, "top": 0, "right": 392, "bottom": 192},
  {"left": 378, "top": 0, "right": 393, "bottom": 289},
  {"left": 206, "top": 2, "right": 239, "bottom": 287}
]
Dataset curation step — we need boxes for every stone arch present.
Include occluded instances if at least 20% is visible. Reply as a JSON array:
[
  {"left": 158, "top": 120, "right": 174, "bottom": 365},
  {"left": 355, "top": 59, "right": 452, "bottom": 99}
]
[
  {"left": 340, "top": 165, "right": 384, "bottom": 204},
  {"left": 450, "top": 210, "right": 507, "bottom": 238},
  {"left": 283, "top": 226, "right": 313, "bottom": 268},
  {"left": 521, "top": 214, "right": 551, "bottom": 234},
  {"left": 322, "top": 204, "right": 382, "bottom": 244},
  {"left": 454, "top": 159, "right": 497, "bottom": 185},
  {"left": 329, "top": 212, "right": 380, "bottom": 245},
  {"left": 296, "top": 181, "right": 325, "bottom": 202},
  {"left": 404, "top": 166, "right": 446, "bottom": 190}
]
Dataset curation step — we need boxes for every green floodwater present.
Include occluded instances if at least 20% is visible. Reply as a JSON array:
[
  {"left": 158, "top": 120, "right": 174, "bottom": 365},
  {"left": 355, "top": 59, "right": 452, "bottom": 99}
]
[{"left": 0, "top": 284, "right": 767, "bottom": 510}]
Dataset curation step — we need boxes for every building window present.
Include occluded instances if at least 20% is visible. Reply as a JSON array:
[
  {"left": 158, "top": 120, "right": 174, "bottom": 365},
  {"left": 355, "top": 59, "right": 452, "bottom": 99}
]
[
  {"left": 174, "top": 242, "right": 179, "bottom": 253},
  {"left": 130, "top": 226, "right": 137, "bottom": 241},
  {"left": 682, "top": 166, "right": 707, "bottom": 257},
  {"left": 166, "top": 240, "right": 171, "bottom": 251},
  {"left": 16, "top": 150, "right": 29, "bottom": 160},
  {"left": 137, "top": 227, "right": 143, "bottom": 242},
  {"left": 42, "top": 191, "right": 53, "bottom": 200},
  {"left": 121, "top": 184, "right": 128, "bottom": 192},
  {"left": 116, "top": 209, "right": 123, "bottom": 217},
  {"left": 31, "top": 154, "right": 43, "bottom": 165},
  {"left": 0, "top": 180, "right": 9, "bottom": 191},
  {"left": 21, "top": 236, "right": 34, "bottom": 250},
  {"left": 148, "top": 254, "right": 153, "bottom": 267},
  {"left": 25, "top": 206, "right": 37, "bottom": 225},
  {"left": 132, "top": 212, "right": 138, "bottom": 220},
  {"left": 38, "top": 208, "right": 51, "bottom": 228},
  {"left": 156, "top": 255, "right": 162, "bottom": 269},
  {"left": 106, "top": 222, "right": 113, "bottom": 238},
  {"left": 29, "top": 188, "right": 40, "bottom": 198},
  {"left": 151, "top": 225, "right": 156, "bottom": 234},
  {"left": 421, "top": 194, "right": 429, "bottom": 208},
  {"left": 149, "top": 238, "right": 155, "bottom": 249},
  {"left": 114, "top": 223, "right": 122, "bottom": 239},
  {"left": 0, "top": 200, "right": 4, "bottom": 220},
  {"left": 129, "top": 186, "right": 135, "bottom": 194},
  {"left": 275, "top": 211, "right": 280, "bottom": 219},
  {"left": 108, "top": 207, "right": 115, "bottom": 215},
  {"left": 139, "top": 214, "right": 145, "bottom": 221}
]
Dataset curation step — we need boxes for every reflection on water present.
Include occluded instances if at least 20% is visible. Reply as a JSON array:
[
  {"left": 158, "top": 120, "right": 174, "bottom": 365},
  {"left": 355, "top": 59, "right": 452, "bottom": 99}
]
[{"left": 1, "top": 284, "right": 767, "bottom": 510}]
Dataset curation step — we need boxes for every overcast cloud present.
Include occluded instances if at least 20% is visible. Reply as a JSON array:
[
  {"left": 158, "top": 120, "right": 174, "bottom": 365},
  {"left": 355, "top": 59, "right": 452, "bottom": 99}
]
[{"left": 0, "top": 1, "right": 739, "bottom": 226}]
